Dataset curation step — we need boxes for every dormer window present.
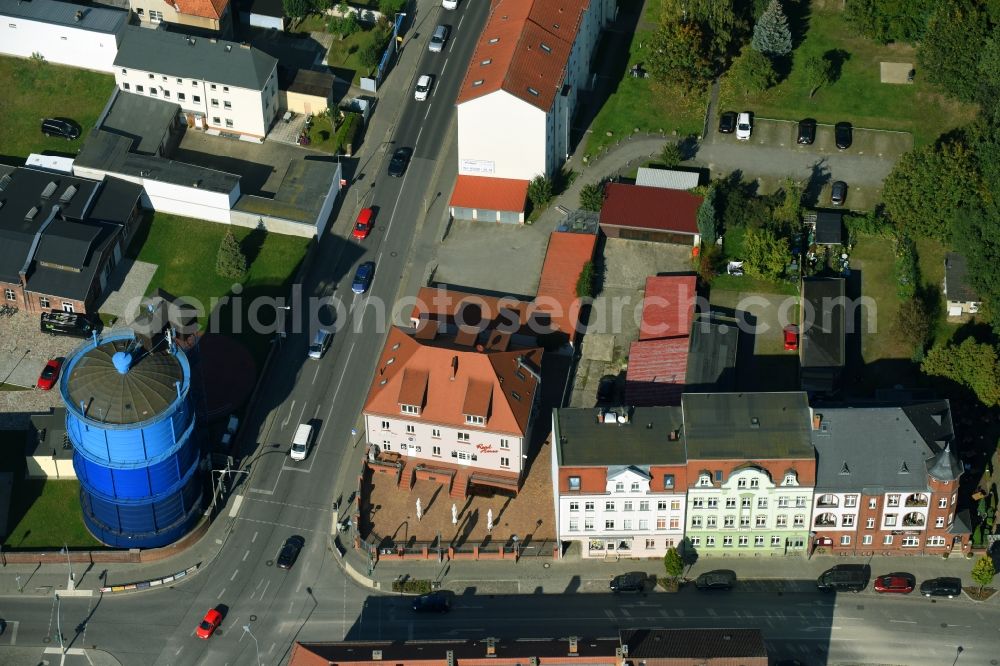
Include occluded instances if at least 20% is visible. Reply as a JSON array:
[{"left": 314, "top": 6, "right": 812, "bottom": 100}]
[
  {"left": 697, "top": 474, "right": 712, "bottom": 487},
  {"left": 782, "top": 471, "right": 797, "bottom": 486},
  {"left": 400, "top": 404, "right": 419, "bottom": 415},
  {"left": 615, "top": 481, "right": 624, "bottom": 492},
  {"left": 465, "top": 414, "right": 485, "bottom": 426}
]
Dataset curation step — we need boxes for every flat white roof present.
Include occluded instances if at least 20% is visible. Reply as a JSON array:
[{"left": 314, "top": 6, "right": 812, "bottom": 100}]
[{"left": 636, "top": 167, "right": 700, "bottom": 191}]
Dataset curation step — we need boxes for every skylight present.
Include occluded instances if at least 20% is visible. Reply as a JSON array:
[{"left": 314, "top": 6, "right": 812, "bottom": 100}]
[
  {"left": 488, "top": 37, "right": 500, "bottom": 44},
  {"left": 527, "top": 87, "right": 539, "bottom": 96},
  {"left": 540, "top": 42, "right": 551, "bottom": 53},
  {"left": 473, "top": 79, "right": 484, "bottom": 87}
]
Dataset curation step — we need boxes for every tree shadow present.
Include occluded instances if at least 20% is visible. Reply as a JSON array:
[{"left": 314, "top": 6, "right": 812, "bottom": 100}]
[
  {"left": 784, "top": 0, "right": 812, "bottom": 50},
  {"left": 824, "top": 48, "right": 851, "bottom": 85},
  {"left": 240, "top": 222, "right": 269, "bottom": 267}
]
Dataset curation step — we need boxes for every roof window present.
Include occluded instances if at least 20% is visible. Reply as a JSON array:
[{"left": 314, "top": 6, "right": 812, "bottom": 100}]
[
  {"left": 473, "top": 79, "right": 484, "bottom": 87},
  {"left": 488, "top": 37, "right": 499, "bottom": 44},
  {"left": 527, "top": 87, "right": 539, "bottom": 96},
  {"left": 480, "top": 58, "right": 492, "bottom": 65},
  {"left": 540, "top": 42, "right": 551, "bottom": 53}
]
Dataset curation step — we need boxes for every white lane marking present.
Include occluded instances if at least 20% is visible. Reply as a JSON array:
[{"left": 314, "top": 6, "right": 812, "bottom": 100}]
[
  {"left": 258, "top": 579, "right": 271, "bottom": 601},
  {"left": 289, "top": 600, "right": 294, "bottom": 613},
  {"left": 281, "top": 399, "right": 296, "bottom": 429},
  {"left": 252, "top": 531, "right": 259, "bottom": 543},
  {"left": 230, "top": 570, "right": 239, "bottom": 581},
  {"left": 9, "top": 620, "right": 18, "bottom": 645},
  {"left": 237, "top": 515, "right": 317, "bottom": 533},
  {"left": 228, "top": 494, "right": 244, "bottom": 517},
  {"left": 269, "top": 643, "right": 276, "bottom": 655},
  {"left": 243, "top": 549, "right": 250, "bottom": 562},
  {"left": 458, "top": 12, "right": 465, "bottom": 29},
  {"left": 424, "top": 106, "right": 431, "bottom": 120},
  {"left": 217, "top": 587, "right": 226, "bottom": 599},
  {"left": 243, "top": 496, "right": 324, "bottom": 511},
  {"left": 890, "top": 619, "right": 917, "bottom": 624},
  {"left": 416, "top": 126, "right": 423, "bottom": 145},
  {"left": 312, "top": 364, "right": 321, "bottom": 385},
  {"left": 381, "top": 149, "right": 414, "bottom": 244}
]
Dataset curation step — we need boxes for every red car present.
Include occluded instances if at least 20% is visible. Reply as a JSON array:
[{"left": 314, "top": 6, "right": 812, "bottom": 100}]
[
  {"left": 783, "top": 325, "right": 799, "bottom": 351},
  {"left": 352, "top": 207, "right": 374, "bottom": 240},
  {"left": 37, "top": 359, "right": 62, "bottom": 391},
  {"left": 874, "top": 572, "right": 916, "bottom": 594},
  {"left": 195, "top": 608, "right": 223, "bottom": 639}
]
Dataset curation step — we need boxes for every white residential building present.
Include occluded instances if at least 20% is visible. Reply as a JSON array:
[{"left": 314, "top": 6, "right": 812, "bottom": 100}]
[
  {"left": 113, "top": 26, "right": 278, "bottom": 139},
  {"left": 0, "top": 0, "right": 126, "bottom": 73}
]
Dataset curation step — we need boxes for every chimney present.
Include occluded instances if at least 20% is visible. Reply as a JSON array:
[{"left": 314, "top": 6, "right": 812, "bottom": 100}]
[
  {"left": 450, "top": 355, "right": 458, "bottom": 381},
  {"left": 530, "top": 658, "right": 539, "bottom": 666},
  {"left": 372, "top": 651, "right": 383, "bottom": 661},
  {"left": 240, "top": 42, "right": 251, "bottom": 49},
  {"left": 568, "top": 637, "right": 578, "bottom": 656},
  {"left": 812, "top": 413, "right": 822, "bottom": 430},
  {"left": 74, "top": 10, "right": 83, "bottom": 21},
  {"left": 447, "top": 652, "right": 455, "bottom": 666},
  {"left": 486, "top": 638, "right": 496, "bottom": 657}
]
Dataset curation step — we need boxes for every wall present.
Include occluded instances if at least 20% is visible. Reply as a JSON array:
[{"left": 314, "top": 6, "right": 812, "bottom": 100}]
[
  {"left": 131, "top": 3, "right": 221, "bottom": 32},
  {"left": 230, "top": 208, "right": 318, "bottom": 238},
  {"left": 1, "top": 17, "right": 121, "bottom": 72},
  {"left": 457, "top": 91, "right": 546, "bottom": 181},
  {"left": 250, "top": 13, "right": 284, "bottom": 30},
  {"left": 282, "top": 90, "right": 330, "bottom": 115},
  {"left": 26, "top": 455, "right": 77, "bottom": 479}
]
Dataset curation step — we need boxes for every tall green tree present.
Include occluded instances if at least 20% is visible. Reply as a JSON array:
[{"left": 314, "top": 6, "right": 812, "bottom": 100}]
[
  {"left": 527, "top": 175, "right": 553, "bottom": 208},
  {"left": 882, "top": 137, "right": 982, "bottom": 241},
  {"left": 772, "top": 178, "right": 803, "bottom": 231},
  {"left": 660, "top": 141, "right": 685, "bottom": 167},
  {"left": 728, "top": 46, "right": 778, "bottom": 95},
  {"left": 648, "top": 19, "right": 715, "bottom": 91},
  {"left": 216, "top": 230, "right": 248, "bottom": 280},
  {"left": 663, "top": 547, "right": 685, "bottom": 580},
  {"left": 844, "top": 0, "right": 935, "bottom": 44},
  {"left": 802, "top": 54, "right": 835, "bottom": 97},
  {"left": 891, "top": 296, "right": 933, "bottom": 356},
  {"left": 743, "top": 227, "right": 790, "bottom": 280},
  {"left": 922, "top": 337, "right": 1000, "bottom": 407},
  {"left": 282, "top": 0, "right": 312, "bottom": 22},
  {"left": 579, "top": 182, "right": 606, "bottom": 212},
  {"left": 661, "top": 0, "right": 747, "bottom": 67},
  {"left": 971, "top": 555, "right": 996, "bottom": 594},
  {"left": 952, "top": 203, "right": 1000, "bottom": 331},
  {"left": 696, "top": 185, "right": 718, "bottom": 246},
  {"left": 751, "top": 0, "right": 792, "bottom": 56},
  {"left": 918, "top": 0, "right": 991, "bottom": 103}
]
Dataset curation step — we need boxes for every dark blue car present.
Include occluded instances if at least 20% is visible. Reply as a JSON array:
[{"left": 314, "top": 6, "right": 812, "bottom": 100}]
[{"left": 352, "top": 262, "right": 375, "bottom": 294}]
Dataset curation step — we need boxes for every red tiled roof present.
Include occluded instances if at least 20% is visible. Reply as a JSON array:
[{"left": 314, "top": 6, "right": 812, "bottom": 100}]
[
  {"left": 625, "top": 338, "right": 689, "bottom": 407},
  {"left": 170, "top": 0, "right": 229, "bottom": 20},
  {"left": 535, "top": 231, "right": 598, "bottom": 341},
  {"left": 450, "top": 175, "right": 529, "bottom": 212},
  {"left": 456, "top": 0, "right": 588, "bottom": 111},
  {"left": 600, "top": 183, "right": 703, "bottom": 234},
  {"left": 639, "top": 275, "right": 697, "bottom": 341}
]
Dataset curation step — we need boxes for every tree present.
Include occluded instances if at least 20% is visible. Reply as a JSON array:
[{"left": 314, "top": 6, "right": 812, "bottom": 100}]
[
  {"left": 661, "top": 0, "right": 747, "bottom": 68},
  {"left": 891, "top": 296, "right": 933, "bottom": 355},
  {"left": 918, "top": 0, "right": 991, "bottom": 103},
  {"left": 971, "top": 555, "right": 996, "bottom": 594},
  {"left": 696, "top": 185, "right": 718, "bottom": 246},
  {"left": 527, "top": 175, "right": 553, "bottom": 208},
  {"left": 576, "top": 261, "right": 595, "bottom": 298},
  {"left": 844, "top": 0, "right": 935, "bottom": 44},
  {"left": 378, "top": 0, "right": 405, "bottom": 14},
  {"left": 728, "top": 46, "right": 777, "bottom": 95},
  {"left": 978, "top": 496, "right": 990, "bottom": 519},
  {"left": 663, "top": 547, "right": 684, "bottom": 580},
  {"left": 359, "top": 41, "right": 382, "bottom": 70},
  {"left": 882, "top": 137, "right": 982, "bottom": 241},
  {"left": 802, "top": 54, "right": 835, "bottom": 97},
  {"left": 922, "top": 337, "right": 1000, "bottom": 407},
  {"left": 772, "top": 178, "right": 803, "bottom": 231},
  {"left": 972, "top": 524, "right": 984, "bottom": 547},
  {"left": 648, "top": 19, "right": 715, "bottom": 92},
  {"left": 660, "top": 141, "right": 684, "bottom": 167},
  {"left": 216, "top": 230, "right": 247, "bottom": 279},
  {"left": 977, "top": 36, "right": 1000, "bottom": 111},
  {"left": 579, "top": 182, "right": 606, "bottom": 212},
  {"left": 282, "top": 0, "right": 311, "bottom": 22},
  {"left": 751, "top": 0, "right": 792, "bottom": 56},
  {"left": 743, "top": 226, "right": 789, "bottom": 280}
]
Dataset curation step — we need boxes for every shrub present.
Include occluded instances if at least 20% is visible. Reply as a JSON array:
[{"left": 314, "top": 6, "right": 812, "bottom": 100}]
[
  {"left": 335, "top": 111, "right": 363, "bottom": 154},
  {"left": 660, "top": 142, "right": 684, "bottom": 168},
  {"left": 576, "top": 261, "right": 595, "bottom": 298},
  {"left": 892, "top": 234, "right": 919, "bottom": 300},
  {"left": 845, "top": 209, "right": 891, "bottom": 239},
  {"left": 663, "top": 547, "right": 684, "bottom": 579},
  {"left": 696, "top": 186, "right": 718, "bottom": 245},
  {"left": 390, "top": 578, "right": 432, "bottom": 594},
  {"left": 729, "top": 47, "right": 778, "bottom": 95},
  {"left": 579, "top": 182, "right": 606, "bottom": 212},
  {"left": 527, "top": 175, "right": 553, "bottom": 208}
]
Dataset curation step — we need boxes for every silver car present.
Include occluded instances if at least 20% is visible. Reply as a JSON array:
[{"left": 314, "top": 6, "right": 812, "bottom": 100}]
[{"left": 429, "top": 24, "right": 449, "bottom": 53}]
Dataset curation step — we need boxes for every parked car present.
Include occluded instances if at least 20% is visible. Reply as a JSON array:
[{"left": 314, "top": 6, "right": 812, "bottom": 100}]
[
  {"left": 610, "top": 572, "right": 648, "bottom": 593},
  {"left": 195, "top": 608, "right": 223, "bottom": 639},
  {"left": 414, "top": 74, "right": 433, "bottom": 101},
  {"left": 874, "top": 572, "right": 916, "bottom": 594},
  {"left": 695, "top": 569, "right": 736, "bottom": 590},
  {"left": 816, "top": 564, "right": 870, "bottom": 592},
  {"left": 783, "top": 325, "right": 799, "bottom": 351},
  {"left": 596, "top": 375, "right": 617, "bottom": 404},
  {"left": 388, "top": 147, "right": 412, "bottom": 177},
  {"left": 835, "top": 122, "right": 853, "bottom": 149},
  {"left": 920, "top": 577, "right": 962, "bottom": 598},
  {"left": 37, "top": 359, "right": 62, "bottom": 391},
  {"left": 442, "top": 0, "right": 458, "bottom": 8},
  {"left": 352, "top": 262, "right": 375, "bottom": 294},
  {"left": 40, "top": 311, "right": 100, "bottom": 338},
  {"left": 736, "top": 112, "right": 752, "bottom": 140},
  {"left": 412, "top": 592, "right": 450, "bottom": 612},
  {"left": 718, "top": 111, "right": 737, "bottom": 134},
  {"left": 277, "top": 535, "right": 305, "bottom": 569},
  {"left": 429, "top": 24, "right": 449, "bottom": 53},
  {"left": 352, "top": 207, "right": 375, "bottom": 240},
  {"left": 830, "top": 180, "right": 847, "bottom": 206},
  {"left": 797, "top": 118, "right": 816, "bottom": 145},
  {"left": 41, "top": 118, "right": 80, "bottom": 140}
]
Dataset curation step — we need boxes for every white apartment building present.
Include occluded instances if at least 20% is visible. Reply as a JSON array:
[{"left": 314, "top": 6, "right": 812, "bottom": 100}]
[
  {"left": 113, "top": 26, "right": 278, "bottom": 139},
  {"left": 551, "top": 407, "right": 688, "bottom": 559},
  {"left": 0, "top": 0, "right": 126, "bottom": 73}
]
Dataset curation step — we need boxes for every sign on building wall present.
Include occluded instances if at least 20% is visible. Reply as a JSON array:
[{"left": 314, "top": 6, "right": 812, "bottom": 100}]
[{"left": 460, "top": 159, "right": 495, "bottom": 175}]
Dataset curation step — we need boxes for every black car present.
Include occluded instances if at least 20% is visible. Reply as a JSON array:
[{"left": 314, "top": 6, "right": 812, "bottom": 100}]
[
  {"left": 610, "top": 572, "right": 647, "bottom": 593},
  {"left": 388, "top": 147, "right": 413, "bottom": 177},
  {"left": 920, "top": 577, "right": 962, "bottom": 598},
  {"left": 830, "top": 180, "right": 847, "bottom": 206},
  {"left": 276, "top": 535, "right": 305, "bottom": 569},
  {"left": 797, "top": 118, "right": 816, "bottom": 145},
  {"left": 835, "top": 121, "right": 853, "bottom": 149},
  {"left": 596, "top": 375, "right": 617, "bottom": 404},
  {"left": 40, "top": 312, "right": 101, "bottom": 338},
  {"left": 41, "top": 118, "right": 80, "bottom": 140},
  {"left": 411, "top": 592, "right": 450, "bottom": 613},
  {"left": 718, "top": 111, "right": 737, "bottom": 134},
  {"left": 695, "top": 569, "right": 736, "bottom": 590}
]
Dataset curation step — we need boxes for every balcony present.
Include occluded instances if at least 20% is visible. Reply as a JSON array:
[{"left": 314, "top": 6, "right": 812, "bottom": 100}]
[
  {"left": 905, "top": 494, "right": 928, "bottom": 507},
  {"left": 813, "top": 513, "right": 837, "bottom": 527},
  {"left": 903, "top": 512, "right": 925, "bottom": 527},
  {"left": 816, "top": 495, "right": 839, "bottom": 508}
]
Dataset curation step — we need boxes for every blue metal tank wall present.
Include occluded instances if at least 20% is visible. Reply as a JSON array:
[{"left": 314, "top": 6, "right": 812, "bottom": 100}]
[{"left": 67, "top": 400, "right": 193, "bottom": 465}]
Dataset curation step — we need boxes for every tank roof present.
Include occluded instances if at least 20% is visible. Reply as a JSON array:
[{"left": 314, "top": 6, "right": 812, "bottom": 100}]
[{"left": 66, "top": 338, "right": 185, "bottom": 425}]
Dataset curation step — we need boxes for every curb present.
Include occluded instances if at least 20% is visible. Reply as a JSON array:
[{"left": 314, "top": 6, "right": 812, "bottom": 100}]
[{"left": 99, "top": 563, "right": 200, "bottom": 594}]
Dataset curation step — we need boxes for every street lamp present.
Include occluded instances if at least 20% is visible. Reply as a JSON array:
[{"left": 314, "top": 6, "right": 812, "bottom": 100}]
[
  {"left": 512, "top": 535, "right": 519, "bottom": 563},
  {"left": 15, "top": 575, "right": 22, "bottom": 593},
  {"left": 242, "top": 624, "right": 262, "bottom": 666},
  {"left": 60, "top": 543, "right": 74, "bottom": 591},
  {"left": 55, "top": 593, "right": 65, "bottom": 654}
]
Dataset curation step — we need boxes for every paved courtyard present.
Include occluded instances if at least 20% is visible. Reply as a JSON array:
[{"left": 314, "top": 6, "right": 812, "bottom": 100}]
[{"left": 96, "top": 259, "right": 158, "bottom": 321}]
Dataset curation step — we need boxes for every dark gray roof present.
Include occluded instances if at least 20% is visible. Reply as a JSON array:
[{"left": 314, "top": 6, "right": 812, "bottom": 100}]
[
  {"left": 800, "top": 277, "right": 845, "bottom": 369},
  {"left": 101, "top": 92, "right": 180, "bottom": 155},
  {"left": 114, "top": 26, "right": 277, "bottom": 90},
  {"left": 554, "top": 407, "right": 685, "bottom": 466},
  {"left": 685, "top": 312, "right": 738, "bottom": 392},
  {"left": 66, "top": 337, "right": 184, "bottom": 425},
  {"left": 88, "top": 177, "right": 144, "bottom": 224},
  {"left": 682, "top": 392, "right": 813, "bottom": 460},
  {"left": 234, "top": 157, "right": 339, "bottom": 223},
  {"left": 1, "top": 0, "right": 127, "bottom": 34},
  {"left": 620, "top": 628, "right": 766, "bottom": 660},
  {"left": 812, "top": 401, "right": 956, "bottom": 493},
  {"left": 814, "top": 211, "right": 843, "bottom": 245},
  {"left": 944, "top": 252, "right": 979, "bottom": 303},
  {"left": 35, "top": 219, "right": 103, "bottom": 268},
  {"left": 278, "top": 66, "right": 333, "bottom": 97},
  {"left": 27, "top": 408, "right": 72, "bottom": 461},
  {"left": 292, "top": 638, "right": 621, "bottom": 664}
]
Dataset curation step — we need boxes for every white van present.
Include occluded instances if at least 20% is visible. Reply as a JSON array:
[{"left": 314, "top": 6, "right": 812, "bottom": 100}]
[{"left": 290, "top": 423, "right": 313, "bottom": 461}]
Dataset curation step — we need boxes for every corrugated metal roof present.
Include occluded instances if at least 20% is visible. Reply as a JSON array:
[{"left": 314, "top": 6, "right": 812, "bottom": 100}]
[
  {"left": 625, "top": 338, "right": 687, "bottom": 407},
  {"left": 635, "top": 167, "right": 700, "bottom": 191},
  {"left": 1, "top": 0, "right": 127, "bottom": 34},
  {"left": 600, "top": 183, "right": 702, "bottom": 234},
  {"left": 639, "top": 275, "right": 696, "bottom": 341}
]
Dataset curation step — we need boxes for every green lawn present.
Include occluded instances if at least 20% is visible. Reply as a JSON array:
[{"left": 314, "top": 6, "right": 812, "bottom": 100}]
[
  {"left": 133, "top": 213, "right": 311, "bottom": 363},
  {"left": 326, "top": 29, "right": 377, "bottom": 86},
  {"left": 718, "top": 8, "right": 978, "bottom": 147},
  {"left": 0, "top": 55, "right": 114, "bottom": 161},
  {"left": 304, "top": 114, "right": 339, "bottom": 153}
]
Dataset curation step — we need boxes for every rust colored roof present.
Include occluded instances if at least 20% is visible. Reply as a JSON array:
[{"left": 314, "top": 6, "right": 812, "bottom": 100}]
[
  {"left": 169, "top": 0, "right": 229, "bottom": 20},
  {"left": 639, "top": 275, "right": 697, "bottom": 341},
  {"left": 599, "top": 183, "right": 703, "bottom": 234},
  {"left": 462, "top": 379, "right": 493, "bottom": 417},
  {"left": 535, "top": 231, "right": 598, "bottom": 341},
  {"left": 450, "top": 175, "right": 529, "bottom": 212},
  {"left": 398, "top": 368, "right": 428, "bottom": 407},
  {"left": 456, "top": 0, "right": 587, "bottom": 111},
  {"left": 625, "top": 338, "right": 689, "bottom": 407},
  {"left": 364, "top": 327, "right": 542, "bottom": 436}
]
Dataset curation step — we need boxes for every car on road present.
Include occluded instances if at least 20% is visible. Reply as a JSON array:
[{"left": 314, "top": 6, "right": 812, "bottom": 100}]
[
  {"left": 196, "top": 608, "right": 223, "bottom": 639},
  {"left": 610, "top": 572, "right": 648, "bottom": 593},
  {"left": 277, "top": 535, "right": 305, "bottom": 569},
  {"left": 388, "top": 147, "right": 412, "bottom": 177},
  {"left": 414, "top": 74, "right": 433, "bottom": 101},
  {"left": 835, "top": 121, "right": 853, "bottom": 149},
  {"left": 352, "top": 207, "right": 375, "bottom": 239},
  {"left": 442, "top": 0, "right": 458, "bottom": 9},
  {"left": 830, "top": 180, "right": 847, "bottom": 206},
  {"left": 290, "top": 423, "right": 313, "bottom": 461},
  {"left": 783, "top": 325, "right": 799, "bottom": 351},
  {"left": 874, "top": 572, "right": 916, "bottom": 594},
  {"left": 429, "top": 24, "right": 449, "bottom": 53},
  {"left": 37, "top": 358, "right": 62, "bottom": 391},
  {"left": 735, "top": 112, "right": 752, "bottom": 140},
  {"left": 308, "top": 329, "right": 332, "bottom": 360},
  {"left": 797, "top": 118, "right": 816, "bottom": 145},
  {"left": 816, "top": 564, "right": 870, "bottom": 592},
  {"left": 718, "top": 111, "right": 736, "bottom": 134},
  {"left": 412, "top": 592, "right": 450, "bottom": 612},
  {"left": 920, "top": 577, "right": 962, "bottom": 598},
  {"left": 41, "top": 118, "right": 80, "bottom": 140},
  {"left": 352, "top": 261, "right": 375, "bottom": 294},
  {"left": 695, "top": 569, "right": 737, "bottom": 590}
]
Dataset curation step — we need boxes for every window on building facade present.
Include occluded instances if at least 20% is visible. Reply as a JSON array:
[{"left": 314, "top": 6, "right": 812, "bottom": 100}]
[
  {"left": 723, "top": 536, "right": 733, "bottom": 547},
  {"left": 500, "top": 438, "right": 509, "bottom": 449},
  {"left": 663, "top": 474, "right": 674, "bottom": 489},
  {"left": 935, "top": 516, "right": 945, "bottom": 528},
  {"left": 756, "top": 515, "right": 767, "bottom": 527},
  {"left": 405, "top": 425, "right": 415, "bottom": 434},
  {"left": 691, "top": 537, "right": 701, "bottom": 546},
  {"left": 148, "top": 73, "right": 154, "bottom": 79},
  {"left": 671, "top": 500, "right": 681, "bottom": 511},
  {"left": 4, "top": 289, "right": 15, "bottom": 301},
  {"left": 210, "top": 84, "right": 217, "bottom": 90},
  {"left": 885, "top": 514, "right": 897, "bottom": 527},
  {"left": 737, "top": 478, "right": 747, "bottom": 488},
  {"left": 149, "top": 10, "right": 163, "bottom": 21},
  {"left": 883, "top": 535, "right": 893, "bottom": 545},
  {"left": 771, "top": 536, "right": 782, "bottom": 546},
  {"left": 39, "top": 297, "right": 50, "bottom": 309},
  {"left": 927, "top": 536, "right": 946, "bottom": 546},
  {"left": 615, "top": 482, "right": 624, "bottom": 492},
  {"left": 500, "top": 457, "right": 509, "bottom": 468},
  {"left": 584, "top": 518, "right": 594, "bottom": 531},
  {"left": 778, "top": 496, "right": 789, "bottom": 508},
  {"left": 723, "top": 516, "right": 735, "bottom": 528},
  {"left": 783, "top": 471, "right": 797, "bottom": 485},
  {"left": 657, "top": 500, "right": 668, "bottom": 511},
  {"left": 584, "top": 501, "right": 594, "bottom": 511},
  {"left": 705, "top": 536, "right": 715, "bottom": 546},
  {"left": 569, "top": 501, "right": 579, "bottom": 512},
  {"left": 193, "top": 95, "right": 201, "bottom": 103},
  {"left": 224, "top": 101, "right": 232, "bottom": 110},
  {"left": 136, "top": 85, "right": 145, "bottom": 93},
  {"left": 163, "top": 90, "right": 171, "bottom": 98},
  {"left": 380, "top": 420, "right": 389, "bottom": 430},
  {"left": 725, "top": 498, "right": 736, "bottom": 509},
  {"left": 707, "top": 497, "right": 719, "bottom": 508},
  {"left": 568, "top": 476, "right": 580, "bottom": 491},
  {"left": 639, "top": 520, "right": 648, "bottom": 530},
  {"left": 691, "top": 516, "right": 703, "bottom": 528},
  {"left": 793, "top": 515, "right": 805, "bottom": 527},
  {"left": 432, "top": 446, "right": 441, "bottom": 456},
  {"left": 123, "top": 82, "right": 131, "bottom": 90},
  {"left": 669, "top": 517, "right": 679, "bottom": 529},
  {"left": 645, "top": 538, "right": 655, "bottom": 549},
  {"left": 639, "top": 501, "right": 649, "bottom": 511},
  {"left": 692, "top": 498, "right": 704, "bottom": 508},
  {"left": 630, "top": 482, "right": 640, "bottom": 492},
  {"left": 840, "top": 535, "right": 851, "bottom": 545},
  {"left": 150, "top": 88, "right": 158, "bottom": 96},
  {"left": 869, "top": 498, "right": 877, "bottom": 509},
  {"left": 605, "top": 519, "right": 614, "bottom": 530},
  {"left": 938, "top": 497, "right": 948, "bottom": 508},
  {"left": 866, "top": 517, "right": 875, "bottom": 528},
  {"left": 697, "top": 474, "right": 712, "bottom": 487},
  {"left": 902, "top": 536, "right": 918, "bottom": 547},
  {"left": 213, "top": 117, "right": 220, "bottom": 125},
  {"left": 741, "top": 497, "right": 751, "bottom": 508},
  {"left": 223, "top": 86, "right": 229, "bottom": 92},
  {"left": 605, "top": 501, "right": 615, "bottom": 512},
  {"left": 465, "top": 414, "right": 484, "bottom": 425},
  {"left": 795, "top": 496, "right": 807, "bottom": 508},
  {"left": 754, "top": 535, "right": 764, "bottom": 547},
  {"left": 750, "top": 478, "right": 760, "bottom": 488},
  {"left": 738, "top": 536, "right": 748, "bottom": 546},
  {"left": 862, "top": 535, "right": 872, "bottom": 545},
  {"left": 842, "top": 515, "right": 855, "bottom": 527},
  {"left": 623, "top": 519, "right": 632, "bottom": 530},
  {"left": 383, "top": 442, "right": 391, "bottom": 451},
  {"left": 776, "top": 515, "right": 787, "bottom": 527},
  {"left": 623, "top": 501, "right": 633, "bottom": 512},
  {"left": 844, "top": 495, "right": 857, "bottom": 507},
  {"left": 757, "top": 498, "right": 768, "bottom": 509},
  {"left": 568, "top": 518, "right": 578, "bottom": 531},
  {"left": 887, "top": 494, "right": 900, "bottom": 507},
  {"left": 62, "top": 302, "right": 75, "bottom": 313},
  {"left": 401, "top": 404, "right": 419, "bottom": 415},
  {"left": 715, "top": 470, "right": 723, "bottom": 482},
  {"left": 457, "top": 432, "right": 469, "bottom": 441},
  {"left": 739, "top": 516, "right": 750, "bottom": 527},
  {"left": 656, "top": 517, "right": 666, "bottom": 529},
  {"left": 706, "top": 516, "right": 717, "bottom": 528}
]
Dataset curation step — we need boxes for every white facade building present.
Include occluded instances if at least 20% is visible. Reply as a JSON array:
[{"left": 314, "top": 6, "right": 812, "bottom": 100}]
[{"left": 0, "top": 0, "right": 126, "bottom": 72}]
